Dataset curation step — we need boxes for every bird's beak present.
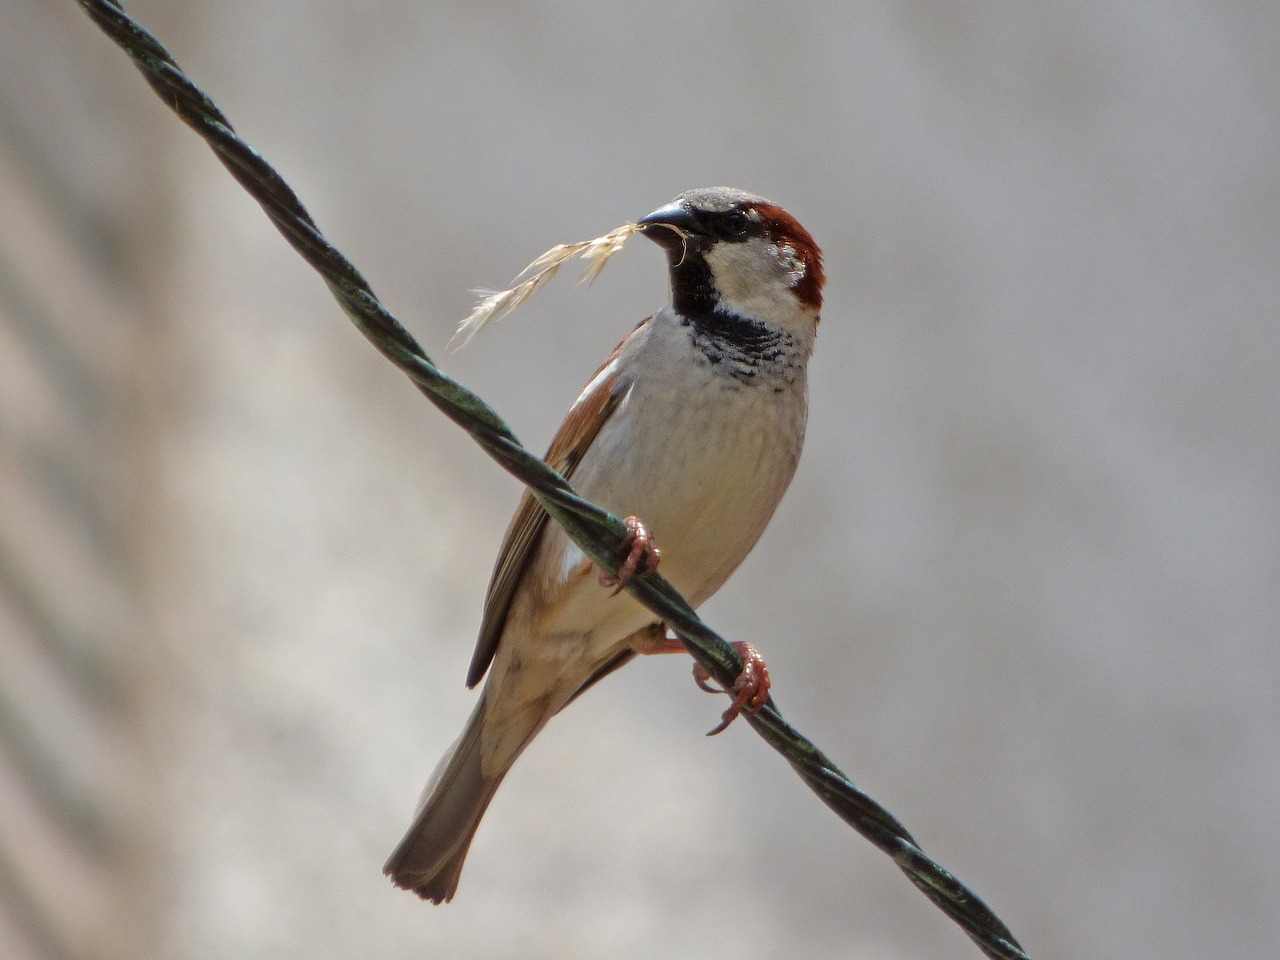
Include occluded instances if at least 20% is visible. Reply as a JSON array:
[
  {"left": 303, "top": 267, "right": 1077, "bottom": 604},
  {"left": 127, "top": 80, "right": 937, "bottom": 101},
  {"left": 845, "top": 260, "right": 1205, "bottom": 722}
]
[{"left": 636, "top": 200, "right": 703, "bottom": 248}]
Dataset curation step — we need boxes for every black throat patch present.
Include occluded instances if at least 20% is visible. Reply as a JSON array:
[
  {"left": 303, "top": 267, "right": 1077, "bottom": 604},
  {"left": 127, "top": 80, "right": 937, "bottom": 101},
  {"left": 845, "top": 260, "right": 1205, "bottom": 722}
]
[{"left": 682, "top": 308, "right": 802, "bottom": 386}]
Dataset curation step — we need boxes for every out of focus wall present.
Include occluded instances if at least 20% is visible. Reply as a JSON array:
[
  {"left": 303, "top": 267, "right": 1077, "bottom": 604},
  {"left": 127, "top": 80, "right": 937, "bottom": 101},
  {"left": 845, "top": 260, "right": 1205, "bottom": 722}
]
[
  {"left": 2, "top": 2, "right": 1277, "bottom": 959},
  {"left": 0, "top": 3, "right": 182, "bottom": 958}
]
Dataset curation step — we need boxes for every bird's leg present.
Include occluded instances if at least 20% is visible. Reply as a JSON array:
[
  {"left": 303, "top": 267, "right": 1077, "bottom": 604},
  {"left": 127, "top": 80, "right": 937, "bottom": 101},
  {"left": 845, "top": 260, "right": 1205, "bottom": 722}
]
[
  {"left": 693, "top": 642, "right": 771, "bottom": 736},
  {"left": 630, "top": 625, "right": 687, "bottom": 655},
  {"left": 598, "top": 515, "right": 661, "bottom": 596},
  {"left": 634, "top": 628, "right": 772, "bottom": 736}
]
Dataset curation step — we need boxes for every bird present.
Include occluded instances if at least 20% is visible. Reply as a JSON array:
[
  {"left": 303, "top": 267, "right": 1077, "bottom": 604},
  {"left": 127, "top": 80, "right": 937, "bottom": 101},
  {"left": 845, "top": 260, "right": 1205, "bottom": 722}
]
[{"left": 384, "top": 186, "right": 824, "bottom": 903}]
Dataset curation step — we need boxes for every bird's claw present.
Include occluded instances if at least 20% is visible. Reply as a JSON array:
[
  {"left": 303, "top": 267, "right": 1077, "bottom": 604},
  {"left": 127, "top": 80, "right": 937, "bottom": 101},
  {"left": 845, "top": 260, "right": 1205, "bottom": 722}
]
[
  {"left": 598, "top": 515, "right": 661, "bottom": 596},
  {"left": 693, "top": 641, "right": 771, "bottom": 735}
]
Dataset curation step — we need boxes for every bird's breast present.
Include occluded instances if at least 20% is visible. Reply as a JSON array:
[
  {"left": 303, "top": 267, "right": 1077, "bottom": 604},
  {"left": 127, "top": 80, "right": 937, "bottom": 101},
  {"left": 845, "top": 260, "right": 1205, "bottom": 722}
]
[{"left": 535, "top": 321, "right": 808, "bottom": 640}]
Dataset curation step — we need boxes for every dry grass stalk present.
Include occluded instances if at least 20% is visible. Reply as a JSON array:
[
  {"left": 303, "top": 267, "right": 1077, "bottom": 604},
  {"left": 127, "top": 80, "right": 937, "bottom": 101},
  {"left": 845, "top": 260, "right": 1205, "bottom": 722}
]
[{"left": 450, "top": 222, "right": 642, "bottom": 349}]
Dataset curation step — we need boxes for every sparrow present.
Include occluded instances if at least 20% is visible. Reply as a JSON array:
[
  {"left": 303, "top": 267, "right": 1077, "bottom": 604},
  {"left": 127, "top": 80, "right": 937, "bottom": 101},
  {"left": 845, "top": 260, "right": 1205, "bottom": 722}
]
[{"left": 385, "top": 186, "right": 824, "bottom": 903}]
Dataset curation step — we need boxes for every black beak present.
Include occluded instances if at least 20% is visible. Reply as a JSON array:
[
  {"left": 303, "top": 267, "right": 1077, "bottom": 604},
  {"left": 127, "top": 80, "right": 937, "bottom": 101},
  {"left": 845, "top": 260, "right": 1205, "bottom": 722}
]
[{"left": 636, "top": 200, "right": 704, "bottom": 248}]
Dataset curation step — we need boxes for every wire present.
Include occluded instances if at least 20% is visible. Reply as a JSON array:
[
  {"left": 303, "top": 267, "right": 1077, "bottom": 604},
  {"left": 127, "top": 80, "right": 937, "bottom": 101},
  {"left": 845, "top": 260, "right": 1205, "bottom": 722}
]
[{"left": 76, "top": 3, "right": 1032, "bottom": 957}]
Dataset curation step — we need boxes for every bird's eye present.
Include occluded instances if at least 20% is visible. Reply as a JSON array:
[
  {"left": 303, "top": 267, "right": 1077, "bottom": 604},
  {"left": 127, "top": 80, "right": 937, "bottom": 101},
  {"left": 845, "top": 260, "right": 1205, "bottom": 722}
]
[{"left": 722, "top": 209, "right": 750, "bottom": 237}]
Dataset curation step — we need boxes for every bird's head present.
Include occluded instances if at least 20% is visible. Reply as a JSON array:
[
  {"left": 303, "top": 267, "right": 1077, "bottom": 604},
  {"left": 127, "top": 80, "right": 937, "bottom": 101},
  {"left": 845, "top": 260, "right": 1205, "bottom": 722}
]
[{"left": 637, "top": 187, "right": 824, "bottom": 337}]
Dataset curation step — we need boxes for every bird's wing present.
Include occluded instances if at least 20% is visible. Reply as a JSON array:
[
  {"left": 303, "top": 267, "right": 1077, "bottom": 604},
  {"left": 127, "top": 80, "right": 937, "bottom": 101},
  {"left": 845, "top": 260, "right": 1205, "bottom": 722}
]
[{"left": 464, "top": 322, "right": 645, "bottom": 688}]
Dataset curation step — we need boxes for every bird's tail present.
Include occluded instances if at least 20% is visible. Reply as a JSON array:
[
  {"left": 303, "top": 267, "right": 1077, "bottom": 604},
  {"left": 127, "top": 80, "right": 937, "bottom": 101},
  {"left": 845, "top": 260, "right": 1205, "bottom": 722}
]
[{"left": 382, "top": 690, "right": 543, "bottom": 903}]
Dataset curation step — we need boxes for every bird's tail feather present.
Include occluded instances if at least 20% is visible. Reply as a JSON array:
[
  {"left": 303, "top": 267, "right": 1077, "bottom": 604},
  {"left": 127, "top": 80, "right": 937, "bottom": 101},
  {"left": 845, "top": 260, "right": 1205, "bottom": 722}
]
[{"left": 382, "top": 692, "right": 540, "bottom": 903}]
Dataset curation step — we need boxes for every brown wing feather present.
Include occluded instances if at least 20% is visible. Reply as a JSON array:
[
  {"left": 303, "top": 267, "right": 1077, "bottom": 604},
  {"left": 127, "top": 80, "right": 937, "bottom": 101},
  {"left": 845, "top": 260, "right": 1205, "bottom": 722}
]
[{"left": 464, "top": 324, "right": 645, "bottom": 688}]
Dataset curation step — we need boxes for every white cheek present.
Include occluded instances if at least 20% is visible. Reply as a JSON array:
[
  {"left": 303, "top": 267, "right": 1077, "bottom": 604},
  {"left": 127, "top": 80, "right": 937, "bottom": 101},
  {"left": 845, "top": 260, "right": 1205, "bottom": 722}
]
[
  {"left": 704, "top": 237, "right": 805, "bottom": 321},
  {"left": 775, "top": 243, "right": 807, "bottom": 288}
]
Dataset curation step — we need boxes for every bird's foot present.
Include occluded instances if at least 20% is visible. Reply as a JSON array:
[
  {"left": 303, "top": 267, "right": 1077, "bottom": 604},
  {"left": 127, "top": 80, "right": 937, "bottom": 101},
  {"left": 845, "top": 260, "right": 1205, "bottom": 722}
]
[
  {"left": 598, "top": 516, "right": 661, "bottom": 596},
  {"left": 693, "top": 641, "right": 772, "bottom": 736}
]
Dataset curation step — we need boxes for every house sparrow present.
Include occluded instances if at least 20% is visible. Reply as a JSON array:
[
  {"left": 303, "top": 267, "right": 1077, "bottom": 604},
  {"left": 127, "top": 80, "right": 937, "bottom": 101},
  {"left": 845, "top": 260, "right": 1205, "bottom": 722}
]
[{"left": 385, "top": 186, "right": 824, "bottom": 903}]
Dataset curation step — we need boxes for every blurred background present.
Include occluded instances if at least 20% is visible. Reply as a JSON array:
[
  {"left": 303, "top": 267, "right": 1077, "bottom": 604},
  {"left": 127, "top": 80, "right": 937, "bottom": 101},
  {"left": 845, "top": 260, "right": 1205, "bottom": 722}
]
[{"left": 2, "top": 1, "right": 1277, "bottom": 958}]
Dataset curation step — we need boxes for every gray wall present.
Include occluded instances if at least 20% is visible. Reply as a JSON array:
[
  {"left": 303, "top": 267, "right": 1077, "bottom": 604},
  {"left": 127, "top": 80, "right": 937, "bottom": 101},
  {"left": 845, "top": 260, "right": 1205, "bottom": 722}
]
[{"left": 2, "top": 1, "right": 1277, "bottom": 958}]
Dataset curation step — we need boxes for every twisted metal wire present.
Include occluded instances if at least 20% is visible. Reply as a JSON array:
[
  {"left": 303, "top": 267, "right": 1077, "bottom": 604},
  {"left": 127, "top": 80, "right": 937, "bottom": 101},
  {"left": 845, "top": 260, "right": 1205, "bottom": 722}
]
[{"left": 76, "top": 3, "right": 1032, "bottom": 956}]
